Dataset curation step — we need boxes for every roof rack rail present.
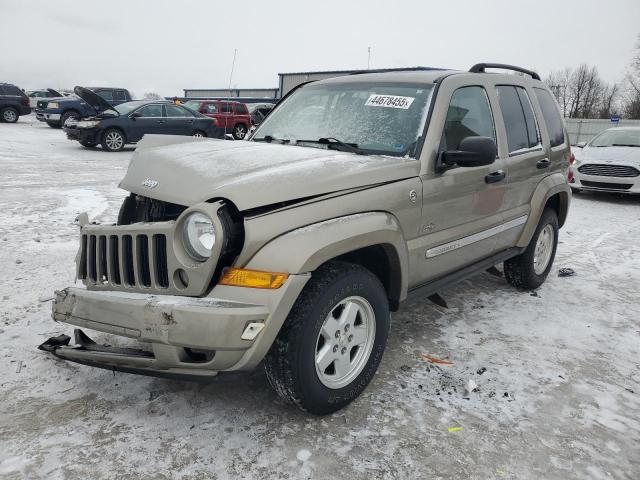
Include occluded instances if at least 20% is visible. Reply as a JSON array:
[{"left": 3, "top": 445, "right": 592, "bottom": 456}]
[{"left": 469, "top": 63, "right": 540, "bottom": 81}]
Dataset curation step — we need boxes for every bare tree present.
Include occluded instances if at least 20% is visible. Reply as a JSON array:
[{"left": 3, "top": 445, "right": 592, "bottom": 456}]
[
  {"left": 623, "top": 34, "right": 640, "bottom": 119},
  {"left": 545, "top": 64, "right": 619, "bottom": 119},
  {"left": 143, "top": 92, "right": 163, "bottom": 100}
]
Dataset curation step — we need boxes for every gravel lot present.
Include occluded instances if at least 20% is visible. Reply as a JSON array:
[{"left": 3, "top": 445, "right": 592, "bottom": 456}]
[{"left": 1, "top": 116, "right": 639, "bottom": 479}]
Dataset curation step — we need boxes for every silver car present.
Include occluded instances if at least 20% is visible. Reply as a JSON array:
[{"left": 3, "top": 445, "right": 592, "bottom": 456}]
[{"left": 571, "top": 127, "right": 640, "bottom": 194}]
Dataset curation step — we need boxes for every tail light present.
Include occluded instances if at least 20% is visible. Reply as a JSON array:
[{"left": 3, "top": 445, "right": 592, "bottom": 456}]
[
  {"left": 211, "top": 118, "right": 219, "bottom": 127},
  {"left": 21, "top": 96, "right": 29, "bottom": 106},
  {"left": 569, "top": 152, "right": 576, "bottom": 165}
]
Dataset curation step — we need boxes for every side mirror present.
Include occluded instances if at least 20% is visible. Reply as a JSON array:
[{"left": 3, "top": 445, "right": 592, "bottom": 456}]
[
  {"left": 440, "top": 136, "right": 496, "bottom": 171},
  {"left": 576, "top": 141, "right": 586, "bottom": 148},
  {"left": 224, "top": 133, "right": 235, "bottom": 141},
  {"left": 130, "top": 111, "right": 142, "bottom": 119}
]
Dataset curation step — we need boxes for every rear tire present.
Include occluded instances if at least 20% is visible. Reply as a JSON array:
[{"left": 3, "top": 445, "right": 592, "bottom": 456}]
[
  {"left": 101, "top": 128, "right": 125, "bottom": 152},
  {"left": 264, "top": 261, "right": 390, "bottom": 415},
  {"left": 504, "top": 208, "right": 559, "bottom": 290},
  {"left": 1, "top": 107, "right": 19, "bottom": 123}
]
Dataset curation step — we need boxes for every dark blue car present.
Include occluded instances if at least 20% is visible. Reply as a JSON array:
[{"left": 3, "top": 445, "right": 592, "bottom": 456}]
[{"left": 64, "top": 87, "right": 222, "bottom": 151}]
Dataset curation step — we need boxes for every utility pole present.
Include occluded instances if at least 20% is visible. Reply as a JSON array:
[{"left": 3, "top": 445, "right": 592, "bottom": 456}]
[
  {"left": 367, "top": 46, "right": 371, "bottom": 70},
  {"left": 228, "top": 48, "right": 238, "bottom": 95}
]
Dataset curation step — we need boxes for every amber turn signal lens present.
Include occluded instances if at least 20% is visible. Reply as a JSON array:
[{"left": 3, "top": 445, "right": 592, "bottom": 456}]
[{"left": 219, "top": 268, "right": 288, "bottom": 289}]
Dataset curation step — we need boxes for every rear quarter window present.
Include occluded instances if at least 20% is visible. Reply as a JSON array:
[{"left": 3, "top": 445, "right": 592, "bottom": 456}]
[
  {"left": 235, "top": 103, "right": 248, "bottom": 114},
  {"left": 534, "top": 88, "right": 565, "bottom": 147}
]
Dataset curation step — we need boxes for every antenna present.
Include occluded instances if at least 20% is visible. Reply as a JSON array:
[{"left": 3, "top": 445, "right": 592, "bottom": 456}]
[
  {"left": 367, "top": 46, "right": 371, "bottom": 69},
  {"left": 228, "top": 48, "right": 238, "bottom": 94}
]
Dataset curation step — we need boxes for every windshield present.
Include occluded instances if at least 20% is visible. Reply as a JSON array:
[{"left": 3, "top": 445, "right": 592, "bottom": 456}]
[
  {"left": 114, "top": 102, "right": 144, "bottom": 115},
  {"left": 253, "top": 82, "right": 434, "bottom": 157},
  {"left": 590, "top": 129, "right": 640, "bottom": 147}
]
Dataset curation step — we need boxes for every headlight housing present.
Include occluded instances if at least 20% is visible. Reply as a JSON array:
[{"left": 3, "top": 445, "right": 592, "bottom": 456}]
[
  {"left": 77, "top": 120, "right": 101, "bottom": 129},
  {"left": 182, "top": 212, "right": 216, "bottom": 261},
  {"left": 47, "top": 102, "right": 59, "bottom": 109}
]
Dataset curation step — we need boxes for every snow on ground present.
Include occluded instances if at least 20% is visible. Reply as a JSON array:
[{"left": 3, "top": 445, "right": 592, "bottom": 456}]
[{"left": 1, "top": 116, "right": 639, "bottom": 479}]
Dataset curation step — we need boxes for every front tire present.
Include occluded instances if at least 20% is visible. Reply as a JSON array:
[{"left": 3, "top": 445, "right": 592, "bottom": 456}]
[
  {"left": 232, "top": 123, "right": 247, "bottom": 140},
  {"left": 101, "top": 128, "right": 125, "bottom": 152},
  {"left": 504, "top": 208, "right": 559, "bottom": 290},
  {"left": 264, "top": 261, "right": 390, "bottom": 415},
  {"left": 1, "top": 107, "right": 19, "bottom": 123}
]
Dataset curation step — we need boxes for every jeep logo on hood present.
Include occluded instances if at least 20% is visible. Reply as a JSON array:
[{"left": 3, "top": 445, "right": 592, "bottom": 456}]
[{"left": 141, "top": 178, "right": 159, "bottom": 189}]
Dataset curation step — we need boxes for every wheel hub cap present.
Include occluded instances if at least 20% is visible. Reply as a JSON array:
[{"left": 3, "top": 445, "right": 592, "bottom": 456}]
[
  {"left": 533, "top": 224, "right": 554, "bottom": 275},
  {"left": 315, "top": 296, "right": 376, "bottom": 389}
]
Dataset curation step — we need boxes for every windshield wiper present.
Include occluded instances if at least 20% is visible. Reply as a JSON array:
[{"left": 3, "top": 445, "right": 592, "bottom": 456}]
[
  {"left": 253, "top": 135, "right": 290, "bottom": 144},
  {"left": 296, "top": 137, "right": 365, "bottom": 155}
]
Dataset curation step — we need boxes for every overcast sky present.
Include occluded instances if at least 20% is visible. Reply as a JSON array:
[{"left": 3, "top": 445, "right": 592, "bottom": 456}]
[{"left": 1, "top": 0, "right": 638, "bottom": 97}]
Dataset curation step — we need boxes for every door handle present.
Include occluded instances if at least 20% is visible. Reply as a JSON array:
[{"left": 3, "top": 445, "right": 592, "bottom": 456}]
[
  {"left": 485, "top": 170, "right": 506, "bottom": 184},
  {"left": 536, "top": 158, "right": 551, "bottom": 169}
]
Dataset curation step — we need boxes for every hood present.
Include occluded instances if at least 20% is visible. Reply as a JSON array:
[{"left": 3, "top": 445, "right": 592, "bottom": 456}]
[
  {"left": 73, "top": 86, "right": 115, "bottom": 114},
  {"left": 119, "top": 136, "right": 420, "bottom": 210},
  {"left": 580, "top": 145, "right": 640, "bottom": 165},
  {"left": 47, "top": 88, "right": 63, "bottom": 97}
]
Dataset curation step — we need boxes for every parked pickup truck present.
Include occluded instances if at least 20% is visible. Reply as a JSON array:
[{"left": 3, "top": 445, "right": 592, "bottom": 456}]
[
  {"left": 40, "top": 63, "right": 571, "bottom": 415},
  {"left": 35, "top": 87, "right": 132, "bottom": 128}
]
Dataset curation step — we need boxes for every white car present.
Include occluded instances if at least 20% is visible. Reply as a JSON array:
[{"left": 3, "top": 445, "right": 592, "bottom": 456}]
[
  {"left": 570, "top": 127, "right": 640, "bottom": 194},
  {"left": 26, "top": 88, "right": 64, "bottom": 108}
]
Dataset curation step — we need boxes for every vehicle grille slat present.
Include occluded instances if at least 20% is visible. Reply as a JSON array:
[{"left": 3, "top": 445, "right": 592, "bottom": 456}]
[
  {"left": 153, "top": 234, "right": 169, "bottom": 288},
  {"left": 88, "top": 235, "right": 97, "bottom": 283},
  {"left": 578, "top": 164, "right": 639, "bottom": 177},
  {"left": 108, "top": 235, "right": 121, "bottom": 285},
  {"left": 122, "top": 235, "right": 136, "bottom": 286},
  {"left": 78, "top": 234, "right": 88, "bottom": 280},
  {"left": 580, "top": 180, "right": 633, "bottom": 190},
  {"left": 136, "top": 235, "right": 152, "bottom": 288},
  {"left": 98, "top": 235, "right": 108, "bottom": 284}
]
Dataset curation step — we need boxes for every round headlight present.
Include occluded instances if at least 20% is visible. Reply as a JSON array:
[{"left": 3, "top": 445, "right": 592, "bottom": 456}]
[{"left": 183, "top": 212, "right": 216, "bottom": 261}]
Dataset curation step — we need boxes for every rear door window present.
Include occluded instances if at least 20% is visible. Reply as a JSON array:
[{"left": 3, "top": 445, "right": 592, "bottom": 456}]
[
  {"left": 220, "top": 103, "right": 233, "bottom": 114},
  {"left": 534, "top": 88, "right": 565, "bottom": 147},
  {"left": 442, "top": 86, "right": 495, "bottom": 151},
  {"left": 496, "top": 85, "right": 539, "bottom": 153},
  {"left": 166, "top": 104, "right": 193, "bottom": 117},
  {"left": 234, "top": 103, "right": 248, "bottom": 114}
]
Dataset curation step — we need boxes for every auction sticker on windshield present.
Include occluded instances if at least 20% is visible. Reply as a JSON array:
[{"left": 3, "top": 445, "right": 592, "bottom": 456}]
[{"left": 365, "top": 94, "right": 415, "bottom": 109}]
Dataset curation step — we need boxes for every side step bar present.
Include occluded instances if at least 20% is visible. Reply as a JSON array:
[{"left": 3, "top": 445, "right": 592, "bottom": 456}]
[{"left": 405, "top": 247, "right": 524, "bottom": 305}]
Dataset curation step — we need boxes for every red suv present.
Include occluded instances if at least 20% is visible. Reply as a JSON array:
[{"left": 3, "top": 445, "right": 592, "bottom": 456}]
[{"left": 183, "top": 100, "right": 251, "bottom": 139}]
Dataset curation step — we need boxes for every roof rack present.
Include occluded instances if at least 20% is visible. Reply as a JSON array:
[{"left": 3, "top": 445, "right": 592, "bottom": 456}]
[{"left": 469, "top": 63, "right": 540, "bottom": 81}]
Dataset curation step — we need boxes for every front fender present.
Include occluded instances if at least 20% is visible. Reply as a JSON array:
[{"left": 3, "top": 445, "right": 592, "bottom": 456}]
[
  {"left": 516, "top": 172, "right": 571, "bottom": 247},
  {"left": 245, "top": 211, "right": 410, "bottom": 301}
]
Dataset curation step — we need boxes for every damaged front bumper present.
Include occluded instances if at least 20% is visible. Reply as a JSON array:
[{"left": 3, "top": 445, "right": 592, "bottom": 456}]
[{"left": 41, "top": 278, "right": 308, "bottom": 379}]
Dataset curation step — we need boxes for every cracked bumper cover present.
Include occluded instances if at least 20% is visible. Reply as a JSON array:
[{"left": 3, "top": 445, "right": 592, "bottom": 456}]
[{"left": 45, "top": 276, "right": 309, "bottom": 378}]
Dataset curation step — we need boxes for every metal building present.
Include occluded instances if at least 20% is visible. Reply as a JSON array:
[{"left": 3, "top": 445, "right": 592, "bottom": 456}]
[
  {"left": 277, "top": 66, "right": 445, "bottom": 97},
  {"left": 183, "top": 88, "right": 278, "bottom": 99}
]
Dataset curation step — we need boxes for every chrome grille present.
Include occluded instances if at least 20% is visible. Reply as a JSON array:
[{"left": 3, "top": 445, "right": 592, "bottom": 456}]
[
  {"left": 79, "top": 233, "right": 168, "bottom": 289},
  {"left": 578, "top": 164, "right": 639, "bottom": 177}
]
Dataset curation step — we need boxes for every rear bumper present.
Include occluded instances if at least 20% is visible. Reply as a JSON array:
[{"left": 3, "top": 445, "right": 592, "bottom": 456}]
[{"left": 44, "top": 277, "right": 309, "bottom": 378}]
